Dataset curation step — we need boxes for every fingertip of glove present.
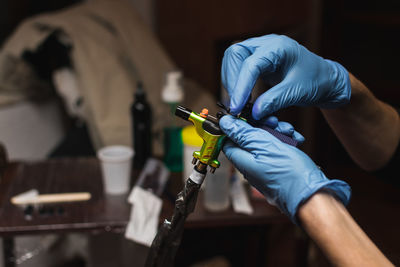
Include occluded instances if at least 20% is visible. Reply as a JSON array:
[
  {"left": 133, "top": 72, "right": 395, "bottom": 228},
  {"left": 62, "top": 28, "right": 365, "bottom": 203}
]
[
  {"left": 277, "top": 121, "right": 294, "bottom": 135},
  {"left": 220, "top": 115, "right": 252, "bottom": 139},
  {"left": 228, "top": 105, "right": 241, "bottom": 116},
  {"left": 252, "top": 101, "right": 270, "bottom": 121},
  {"left": 229, "top": 96, "right": 249, "bottom": 116},
  {"left": 219, "top": 115, "right": 234, "bottom": 129},
  {"left": 261, "top": 116, "right": 278, "bottom": 128},
  {"left": 293, "top": 131, "right": 306, "bottom": 144}
]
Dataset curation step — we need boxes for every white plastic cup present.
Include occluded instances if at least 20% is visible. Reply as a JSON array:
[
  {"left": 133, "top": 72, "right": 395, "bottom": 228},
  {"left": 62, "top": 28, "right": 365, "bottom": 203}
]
[
  {"left": 97, "top": 145, "right": 134, "bottom": 195},
  {"left": 204, "top": 153, "right": 231, "bottom": 212}
]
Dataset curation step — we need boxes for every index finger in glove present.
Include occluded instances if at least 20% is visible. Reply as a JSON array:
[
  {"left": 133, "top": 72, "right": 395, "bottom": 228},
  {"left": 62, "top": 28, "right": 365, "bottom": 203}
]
[
  {"left": 229, "top": 51, "right": 276, "bottom": 115},
  {"left": 221, "top": 44, "right": 252, "bottom": 96},
  {"left": 219, "top": 115, "right": 275, "bottom": 150}
]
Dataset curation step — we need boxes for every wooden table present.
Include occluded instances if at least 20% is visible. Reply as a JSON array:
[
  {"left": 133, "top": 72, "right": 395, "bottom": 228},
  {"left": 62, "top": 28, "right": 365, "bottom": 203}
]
[{"left": 0, "top": 158, "right": 290, "bottom": 267}]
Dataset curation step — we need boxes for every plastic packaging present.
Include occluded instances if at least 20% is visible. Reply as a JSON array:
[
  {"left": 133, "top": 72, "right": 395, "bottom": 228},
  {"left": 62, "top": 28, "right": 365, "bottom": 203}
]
[
  {"left": 204, "top": 153, "right": 231, "bottom": 212},
  {"left": 97, "top": 145, "right": 134, "bottom": 194}
]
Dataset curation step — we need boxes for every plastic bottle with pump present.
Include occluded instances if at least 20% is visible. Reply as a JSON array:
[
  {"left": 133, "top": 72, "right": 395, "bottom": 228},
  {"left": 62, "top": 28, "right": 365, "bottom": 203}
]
[
  {"left": 131, "top": 81, "right": 152, "bottom": 169},
  {"left": 162, "top": 71, "right": 184, "bottom": 172}
]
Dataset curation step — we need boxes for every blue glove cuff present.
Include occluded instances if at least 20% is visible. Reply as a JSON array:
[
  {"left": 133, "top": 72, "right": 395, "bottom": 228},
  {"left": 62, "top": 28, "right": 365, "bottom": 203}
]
[
  {"left": 286, "top": 171, "right": 352, "bottom": 224},
  {"left": 319, "top": 59, "right": 352, "bottom": 109}
]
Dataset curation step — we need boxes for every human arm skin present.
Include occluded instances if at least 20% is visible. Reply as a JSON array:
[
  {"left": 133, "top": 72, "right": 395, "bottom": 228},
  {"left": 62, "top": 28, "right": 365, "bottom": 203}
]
[
  {"left": 298, "top": 192, "right": 393, "bottom": 267},
  {"left": 321, "top": 73, "right": 400, "bottom": 171}
]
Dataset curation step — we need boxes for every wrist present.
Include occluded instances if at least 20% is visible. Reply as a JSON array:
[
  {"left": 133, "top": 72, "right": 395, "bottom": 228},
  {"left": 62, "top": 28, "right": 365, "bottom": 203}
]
[
  {"left": 322, "top": 72, "right": 382, "bottom": 120},
  {"left": 284, "top": 170, "right": 351, "bottom": 225},
  {"left": 298, "top": 191, "right": 344, "bottom": 228},
  {"left": 347, "top": 73, "right": 384, "bottom": 118},
  {"left": 298, "top": 192, "right": 356, "bottom": 265},
  {"left": 321, "top": 72, "right": 372, "bottom": 113}
]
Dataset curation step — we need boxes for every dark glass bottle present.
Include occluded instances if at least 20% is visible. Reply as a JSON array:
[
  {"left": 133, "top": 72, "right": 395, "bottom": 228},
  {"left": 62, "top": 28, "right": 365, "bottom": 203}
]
[{"left": 131, "top": 82, "right": 152, "bottom": 168}]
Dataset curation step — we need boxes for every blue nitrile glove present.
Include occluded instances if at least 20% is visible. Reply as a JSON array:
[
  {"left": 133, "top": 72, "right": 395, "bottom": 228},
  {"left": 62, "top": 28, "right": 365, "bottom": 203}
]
[
  {"left": 261, "top": 115, "right": 305, "bottom": 145},
  {"left": 221, "top": 34, "right": 351, "bottom": 119},
  {"left": 219, "top": 115, "right": 351, "bottom": 223}
]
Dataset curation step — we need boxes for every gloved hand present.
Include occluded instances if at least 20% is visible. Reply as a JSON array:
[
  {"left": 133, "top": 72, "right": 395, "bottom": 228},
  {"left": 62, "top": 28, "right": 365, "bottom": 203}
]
[
  {"left": 261, "top": 115, "right": 305, "bottom": 144},
  {"left": 221, "top": 34, "right": 351, "bottom": 119},
  {"left": 219, "top": 115, "right": 351, "bottom": 223}
]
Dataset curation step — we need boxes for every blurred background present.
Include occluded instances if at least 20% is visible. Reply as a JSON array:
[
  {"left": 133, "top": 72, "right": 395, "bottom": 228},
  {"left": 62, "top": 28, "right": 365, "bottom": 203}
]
[
  {"left": 0, "top": 0, "right": 399, "bottom": 266},
  {"left": 1, "top": 0, "right": 400, "bottom": 172}
]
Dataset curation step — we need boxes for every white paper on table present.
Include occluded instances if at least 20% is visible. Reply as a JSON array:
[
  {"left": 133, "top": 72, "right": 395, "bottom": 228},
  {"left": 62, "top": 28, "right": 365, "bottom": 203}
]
[
  {"left": 125, "top": 186, "right": 162, "bottom": 247},
  {"left": 132, "top": 158, "right": 169, "bottom": 197}
]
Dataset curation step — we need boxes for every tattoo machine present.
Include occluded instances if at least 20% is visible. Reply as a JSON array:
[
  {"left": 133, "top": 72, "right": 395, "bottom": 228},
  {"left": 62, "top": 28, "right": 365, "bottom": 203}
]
[
  {"left": 145, "top": 103, "right": 299, "bottom": 267},
  {"left": 145, "top": 105, "right": 226, "bottom": 267}
]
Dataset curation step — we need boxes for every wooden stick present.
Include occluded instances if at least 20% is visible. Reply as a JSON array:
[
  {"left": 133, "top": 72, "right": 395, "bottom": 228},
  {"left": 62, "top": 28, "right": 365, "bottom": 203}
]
[{"left": 11, "top": 192, "right": 91, "bottom": 205}]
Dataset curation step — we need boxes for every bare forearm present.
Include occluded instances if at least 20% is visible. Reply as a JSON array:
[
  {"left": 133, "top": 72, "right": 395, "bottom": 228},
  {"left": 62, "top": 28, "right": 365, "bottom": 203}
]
[
  {"left": 298, "top": 192, "right": 393, "bottom": 267},
  {"left": 321, "top": 73, "right": 400, "bottom": 170}
]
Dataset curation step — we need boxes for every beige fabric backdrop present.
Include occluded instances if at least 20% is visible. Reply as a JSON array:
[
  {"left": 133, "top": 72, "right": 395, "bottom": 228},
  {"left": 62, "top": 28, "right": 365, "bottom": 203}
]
[{"left": 0, "top": 0, "right": 216, "bottom": 155}]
